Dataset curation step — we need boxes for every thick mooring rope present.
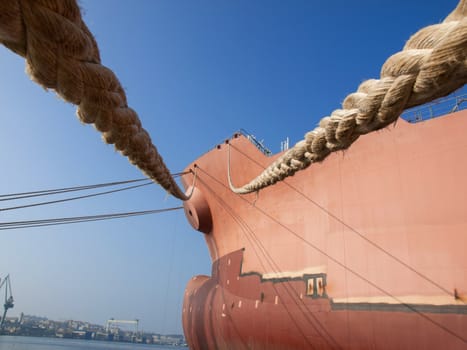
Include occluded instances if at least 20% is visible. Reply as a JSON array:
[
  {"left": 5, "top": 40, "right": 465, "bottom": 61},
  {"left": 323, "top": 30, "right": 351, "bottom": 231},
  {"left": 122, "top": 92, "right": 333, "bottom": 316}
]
[
  {"left": 1, "top": 2, "right": 466, "bottom": 198},
  {"left": 0, "top": 0, "right": 188, "bottom": 200},
  {"left": 229, "top": 0, "right": 467, "bottom": 194}
]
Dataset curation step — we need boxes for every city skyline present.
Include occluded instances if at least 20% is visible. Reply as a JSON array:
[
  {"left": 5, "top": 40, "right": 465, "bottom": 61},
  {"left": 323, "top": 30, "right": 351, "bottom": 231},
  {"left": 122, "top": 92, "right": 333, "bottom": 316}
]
[{"left": 1, "top": 312, "right": 185, "bottom": 345}]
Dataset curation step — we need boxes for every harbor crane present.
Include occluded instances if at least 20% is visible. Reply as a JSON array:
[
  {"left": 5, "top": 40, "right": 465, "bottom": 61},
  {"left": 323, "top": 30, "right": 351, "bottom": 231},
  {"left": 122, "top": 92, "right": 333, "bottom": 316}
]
[
  {"left": 105, "top": 318, "right": 139, "bottom": 333},
  {"left": 0, "top": 274, "right": 14, "bottom": 331}
]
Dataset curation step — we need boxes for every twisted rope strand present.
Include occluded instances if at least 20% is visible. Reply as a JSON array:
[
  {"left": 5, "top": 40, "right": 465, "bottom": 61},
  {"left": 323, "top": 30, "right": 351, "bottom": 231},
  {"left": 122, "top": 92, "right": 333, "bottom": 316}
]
[
  {"left": 230, "top": 0, "right": 467, "bottom": 194},
  {"left": 1, "top": 1, "right": 465, "bottom": 197},
  {"left": 0, "top": 0, "right": 188, "bottom": 200}
]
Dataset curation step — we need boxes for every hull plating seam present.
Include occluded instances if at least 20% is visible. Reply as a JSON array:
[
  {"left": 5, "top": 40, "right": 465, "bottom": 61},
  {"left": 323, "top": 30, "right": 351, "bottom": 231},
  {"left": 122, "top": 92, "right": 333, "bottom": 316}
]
[{"left": 330, "top": 301, "right": 467, "bottom": 314}]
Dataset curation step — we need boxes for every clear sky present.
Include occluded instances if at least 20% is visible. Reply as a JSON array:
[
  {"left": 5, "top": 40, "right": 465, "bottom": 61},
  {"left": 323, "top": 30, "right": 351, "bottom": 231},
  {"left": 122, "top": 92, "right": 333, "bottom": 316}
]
[{"left": 0, "top": 0, "right": 460, "bottom": 334}]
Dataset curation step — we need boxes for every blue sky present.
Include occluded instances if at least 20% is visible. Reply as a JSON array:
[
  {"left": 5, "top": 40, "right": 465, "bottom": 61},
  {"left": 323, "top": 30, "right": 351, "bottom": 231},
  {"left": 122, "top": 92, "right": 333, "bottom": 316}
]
[{"left": 0, "top": 0, "right": 460, "bottom": 334}]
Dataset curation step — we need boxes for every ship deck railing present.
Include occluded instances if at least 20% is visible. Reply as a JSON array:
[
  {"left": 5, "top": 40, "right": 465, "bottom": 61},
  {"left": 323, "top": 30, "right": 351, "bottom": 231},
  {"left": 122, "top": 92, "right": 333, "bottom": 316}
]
[
  {"left": 238, "top": 128, "right": 273, "bottom": 156},
  {"left": 401, "top": 87, "right": 466, "bottom": 123},
  {"left": 239, "top": 87, "right": 466, "bottom": 156}
]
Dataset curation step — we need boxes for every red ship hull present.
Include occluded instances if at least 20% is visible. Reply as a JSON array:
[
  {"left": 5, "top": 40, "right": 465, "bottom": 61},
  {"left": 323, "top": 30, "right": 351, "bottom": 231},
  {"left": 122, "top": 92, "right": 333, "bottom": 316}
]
[{"left": 181, "top": 110, "right": 467, "bottom": 349}]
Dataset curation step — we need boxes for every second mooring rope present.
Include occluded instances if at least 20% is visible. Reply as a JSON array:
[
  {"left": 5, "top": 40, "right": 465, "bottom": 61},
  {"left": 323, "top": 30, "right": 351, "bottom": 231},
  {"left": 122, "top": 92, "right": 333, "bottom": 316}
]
[{"left": 230, "top": 0, "right": 467, "bottom": 194}]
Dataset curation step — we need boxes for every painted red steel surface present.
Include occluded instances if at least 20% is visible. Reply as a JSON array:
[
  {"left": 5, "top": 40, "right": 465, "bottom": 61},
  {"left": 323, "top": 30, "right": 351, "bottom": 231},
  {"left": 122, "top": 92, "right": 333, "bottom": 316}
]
[{"left": 181, "top": 111, "right": 467, "bottom": 349}]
